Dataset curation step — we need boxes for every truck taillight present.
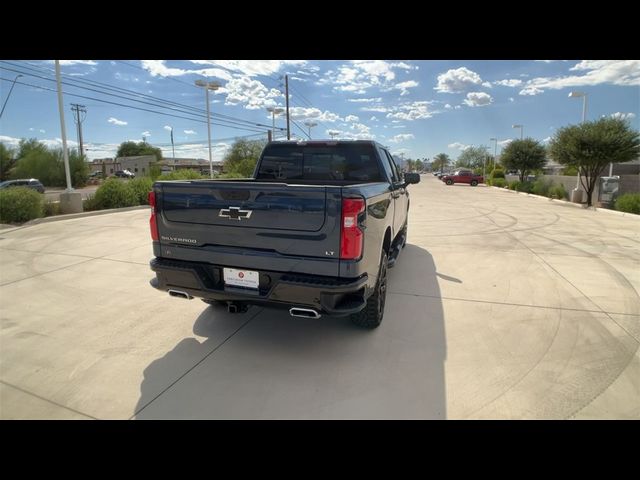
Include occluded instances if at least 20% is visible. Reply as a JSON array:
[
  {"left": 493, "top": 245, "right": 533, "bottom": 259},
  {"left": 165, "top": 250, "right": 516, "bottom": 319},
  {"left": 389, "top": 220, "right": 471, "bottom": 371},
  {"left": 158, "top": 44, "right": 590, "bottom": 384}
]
[
  {"left": 149, "top": 191, "right": 159, "bottom": 241},
  {"left": 340, "top": 198, "right": 365, "bottom": 260}
]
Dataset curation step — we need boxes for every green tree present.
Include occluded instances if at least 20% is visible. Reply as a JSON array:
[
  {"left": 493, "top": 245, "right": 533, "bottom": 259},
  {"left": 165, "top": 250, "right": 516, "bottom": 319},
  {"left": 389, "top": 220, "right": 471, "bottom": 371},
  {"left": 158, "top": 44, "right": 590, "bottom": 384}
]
[
  {"left": 223, "top": 138, "right": 267, "bottom": 177},
  {"left": 405, "top": 159, "right": 416, "bottom": 172},
  {"left": 455, "top": 145, "right": 490, "bottom": 170},
  {"left": 549, "top": 117, "right": 640, "bottom": 206},
  {"left": 500, "top": 138, "right": 547, "bottom": 183},
  {"left": 11, "top": 139, "right": 89, "bottom": 187},
  {"left": 414, "top": 159, "right": 424, "bottom": 171},
  {"left": 0, "top": 143, "right": 17, "bottom": 181},
  {"left": 116, "top": 141, "right": 163, "bottom": 162},
  {"left": 432, "top": 153, "right": 451, "bottom": 172}
]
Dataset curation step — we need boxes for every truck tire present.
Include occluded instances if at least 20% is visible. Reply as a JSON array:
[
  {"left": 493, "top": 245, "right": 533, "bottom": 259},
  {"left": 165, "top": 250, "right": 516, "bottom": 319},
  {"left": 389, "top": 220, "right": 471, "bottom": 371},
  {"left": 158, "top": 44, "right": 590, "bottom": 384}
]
[
  {"left": 446, "top": 179, "right": 453, "bottom": 185},
  {"left": 470, "top": 180, "right": 478, "bottom": 186},
  {"left": 350, "top": 251, "right": 388, "bottom": 329}
]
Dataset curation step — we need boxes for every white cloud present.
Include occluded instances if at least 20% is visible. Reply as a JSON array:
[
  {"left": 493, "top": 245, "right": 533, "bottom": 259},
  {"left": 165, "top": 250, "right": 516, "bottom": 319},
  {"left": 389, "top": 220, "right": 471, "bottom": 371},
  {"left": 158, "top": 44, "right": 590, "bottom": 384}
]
[
  {"left": 141, "top": 60, "right": 233, "bottom": 81},
  {"left": 29, "top": 128, "right": 34, "bottom": 131},
  {"left": 392, "top": 80, "right": 419, "bottom": 96},
  {"left": 370, "top": 116, "right": 378, "bottom": 121},
  {"left": 609, "top": 112, "right": 636, "bottom": 120},
  {"left": 519, "top": 86, "right": 543, "bottom": 96},
  {"left": 542, "top": 137, "right": 552, "bottom": 143},
  {"left": 360, "top": 106, "right": 392, "bottom": 113},
  {"left": 435, "top": 67, "right": 484, "bottom": 93},
  {"left": 163, "top": 125, "right": 172, "bottom": 131},
  {"left": 391, "top": 125, "right": 406, "bottom": 129},
  {"left": 190, "top": 60, "right": 307, "bottom": 77},
  {"left": 0, "top": 135, "right": 21, "bottom": 147},
  {"left": 389, "top": 133, "right": 415, "bottom": 143},
  {"left": 291, "top": 76, "right": 308, "bottom": 82},
  {"left": 53, "top": 60, "right": 97, "bottom": 66},
  {"left": 498, "top": 139, "right": 513, "bottom": 147},
  {"left": 345, "top": 115, "right": 359, "bottom": 122},
  {"left": 184, "top": 129, "right": 197, "bottom": 135},
  {"left": 290, "top": 106, "right": 342, "bottom": 123},
  {"left": 520, "top": 60, "right": 640, "bottom": 95},
  {"left": 108, "top": 117, "right": 127, "bottom": 126},
  {"left": 319, "top": 61, "right": 419, "bottom": 94},
  {"left": 454, "top": 105, "right": 462, "bottom": 110},
  {"left": 448, "top": 142, "right": 470, "bottom": 151},
  {"left": 494, "top": 79, "right": 523, "bottom": 87},
  {"left": 463, "top": 92, "right": 493, "bottom": 107},
  {"left": 509, "top": 97, "right": 515, "bottom": 102},
  {"left": 221, "top": 76, "right": 283, "bottom": 110},
  {"left": 324, "top": 123, "right": 374, "bottom": 140},
  {"left": 142, "top": 131, "right": 151, "bottom": 137},
  {"left": 347, "top": 97, "right": 383, "bottom": 103},
  {"left": 444, "top": 104, "right": 452, "bottom": 109},
  {"left": 385, "top": 100, "right": 435, "bottom": 121},
  {"left": 39, "top": 129, "right": 45, "bottom": 133}
]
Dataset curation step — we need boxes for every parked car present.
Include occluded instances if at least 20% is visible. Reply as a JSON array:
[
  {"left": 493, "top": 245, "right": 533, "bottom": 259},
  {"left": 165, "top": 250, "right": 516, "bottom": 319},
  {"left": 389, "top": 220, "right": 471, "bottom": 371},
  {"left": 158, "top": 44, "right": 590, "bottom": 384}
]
[
  {"left": 0, "top": 178, "right": 45, "bottom": 193},
  {"left": 114, "top": 170, "right": 135, "bottom": 178},
  {"left": 149, "top": 140, "right": 421, "bottom": 329},
  {"left": 89, "top": 171, "right": 104, "bottom": 178},
  {"left": 441, "top": 170, "right": 483, "bottom": 186}
]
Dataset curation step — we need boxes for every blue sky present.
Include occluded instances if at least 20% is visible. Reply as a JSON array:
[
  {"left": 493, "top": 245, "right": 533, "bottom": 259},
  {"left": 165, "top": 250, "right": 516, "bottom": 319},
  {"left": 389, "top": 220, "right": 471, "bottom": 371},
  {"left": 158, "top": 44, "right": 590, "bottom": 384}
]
[{"left": 1, "top": 60, "right": 638, "bottom": 162}]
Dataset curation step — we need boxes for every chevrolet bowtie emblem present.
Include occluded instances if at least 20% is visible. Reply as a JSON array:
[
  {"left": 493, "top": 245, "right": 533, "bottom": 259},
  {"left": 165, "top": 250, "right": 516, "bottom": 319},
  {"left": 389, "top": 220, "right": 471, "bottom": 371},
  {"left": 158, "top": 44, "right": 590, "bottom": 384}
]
[{"left": 219, "top": 206, "right": 252, "bottom": 220}]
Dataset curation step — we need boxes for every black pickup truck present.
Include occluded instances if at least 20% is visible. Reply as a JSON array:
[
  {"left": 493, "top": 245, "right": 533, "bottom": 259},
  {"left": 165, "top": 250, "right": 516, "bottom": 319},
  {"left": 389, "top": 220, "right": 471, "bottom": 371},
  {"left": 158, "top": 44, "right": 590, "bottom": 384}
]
[{"left": 149, "top": 140, "right": 419, "bottom": 328}]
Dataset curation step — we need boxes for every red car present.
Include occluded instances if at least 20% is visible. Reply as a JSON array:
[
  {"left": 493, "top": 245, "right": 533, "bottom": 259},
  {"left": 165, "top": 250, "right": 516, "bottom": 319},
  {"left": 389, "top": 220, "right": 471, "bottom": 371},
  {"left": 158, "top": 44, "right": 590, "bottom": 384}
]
[{"left": 441, "top": 170, "right": 483, "bottom": 186}]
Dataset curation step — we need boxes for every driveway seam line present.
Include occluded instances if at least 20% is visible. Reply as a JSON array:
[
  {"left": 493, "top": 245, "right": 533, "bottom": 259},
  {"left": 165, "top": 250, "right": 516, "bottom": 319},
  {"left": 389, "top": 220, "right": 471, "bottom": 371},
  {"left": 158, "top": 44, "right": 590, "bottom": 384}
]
[
  {"left": 0, "top": 380, "right": 98, "bottom": 420},
  {"left": 130, "top": 309, "right": 261, "bottom": 419}
]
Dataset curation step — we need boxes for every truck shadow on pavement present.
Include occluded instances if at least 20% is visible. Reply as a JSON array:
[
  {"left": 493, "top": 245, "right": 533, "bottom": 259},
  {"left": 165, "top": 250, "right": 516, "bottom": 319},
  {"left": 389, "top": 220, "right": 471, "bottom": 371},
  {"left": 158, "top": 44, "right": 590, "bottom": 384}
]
[{"left": 133, "top": 244, "right": 446, "bottom": 419}]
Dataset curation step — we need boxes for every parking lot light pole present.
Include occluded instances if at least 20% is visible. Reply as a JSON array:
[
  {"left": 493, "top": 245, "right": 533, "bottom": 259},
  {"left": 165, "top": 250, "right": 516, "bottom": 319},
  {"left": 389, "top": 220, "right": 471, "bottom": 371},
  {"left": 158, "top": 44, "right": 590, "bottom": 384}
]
[
  {"left": 195, "top": 80, "right": 221, "bottom": 178},
  {"left": 512, "top": 124, "right": 523, "bottom": 140},
  {"left": 569, "top": 91, "right": 588, "bottom": 201},
  {"left": 267, "top": 107, "right": 284, "bottom": 141}
]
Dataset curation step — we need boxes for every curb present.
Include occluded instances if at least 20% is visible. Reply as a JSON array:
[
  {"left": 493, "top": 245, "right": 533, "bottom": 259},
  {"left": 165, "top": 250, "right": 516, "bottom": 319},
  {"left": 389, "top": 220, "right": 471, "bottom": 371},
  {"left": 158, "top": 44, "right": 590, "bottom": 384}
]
[
  {"left": 0, "top": 205, "right": 147, "bottom": 233},
  {"left": 487, "top": 186, "right": 639, "bottom": 219},
  {"left": 25, "top": 205, "right": 150, "bottom": 226}
]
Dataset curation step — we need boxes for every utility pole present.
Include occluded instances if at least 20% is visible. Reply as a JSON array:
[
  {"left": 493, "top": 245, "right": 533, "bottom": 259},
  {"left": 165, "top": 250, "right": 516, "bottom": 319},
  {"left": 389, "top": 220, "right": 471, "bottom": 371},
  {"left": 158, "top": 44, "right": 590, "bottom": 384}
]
[
  {"left": 285, "top": 75, "right": 291, "bottom": 140},
  {"left": 70, "top": 103, "right": 87, "bottom": 158}
]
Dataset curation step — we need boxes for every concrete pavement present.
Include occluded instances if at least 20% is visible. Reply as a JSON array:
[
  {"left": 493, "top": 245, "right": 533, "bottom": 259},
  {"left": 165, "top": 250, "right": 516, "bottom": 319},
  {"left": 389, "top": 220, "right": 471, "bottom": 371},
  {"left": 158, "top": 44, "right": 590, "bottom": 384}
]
[{"left": 1, "top": 175, "right": 638, "bottom": 419}]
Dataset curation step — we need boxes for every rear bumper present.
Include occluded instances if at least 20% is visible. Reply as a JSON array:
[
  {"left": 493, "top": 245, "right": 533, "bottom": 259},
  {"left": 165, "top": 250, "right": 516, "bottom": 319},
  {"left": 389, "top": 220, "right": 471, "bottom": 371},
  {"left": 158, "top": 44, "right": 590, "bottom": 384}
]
[{"left": 150, "top": 257, "right": 369, "bottom": 316}]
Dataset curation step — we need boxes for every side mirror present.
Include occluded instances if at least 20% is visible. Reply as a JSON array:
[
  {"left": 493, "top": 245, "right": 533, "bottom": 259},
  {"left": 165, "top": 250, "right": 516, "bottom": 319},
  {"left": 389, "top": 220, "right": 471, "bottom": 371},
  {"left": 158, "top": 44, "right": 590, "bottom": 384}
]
[{"left": 404, "top": 172, "right": 420, "bottom": 185}]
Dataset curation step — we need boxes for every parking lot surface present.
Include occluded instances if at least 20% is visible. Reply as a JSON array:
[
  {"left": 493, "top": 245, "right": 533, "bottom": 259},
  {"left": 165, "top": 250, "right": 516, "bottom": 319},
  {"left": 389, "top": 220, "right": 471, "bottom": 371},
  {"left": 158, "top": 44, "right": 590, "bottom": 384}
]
[{"left": 1, "top": 175, "right": 638, "bottom": 419}]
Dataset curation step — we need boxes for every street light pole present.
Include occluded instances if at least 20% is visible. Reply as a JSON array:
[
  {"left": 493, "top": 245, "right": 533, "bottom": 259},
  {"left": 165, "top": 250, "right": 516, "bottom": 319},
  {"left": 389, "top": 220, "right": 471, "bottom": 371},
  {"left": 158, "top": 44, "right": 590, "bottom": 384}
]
[
  {"left": 512, "top": 124, "right": 523, "bottom": 140},
  {"left": 569, "top": 91, "right": 588, "bottom": 201},
  {"left": 267, "top": 107, "right": 284, "bottom": 141},
  {"left": 55, "top": 61, "right": 73, "bottom": 192},
  {"left": 195, "top": 80, "right": 221, "bottom": 179},
  {"left": 0, "top": 74, "right": 23, "bottom": 119},
  {"left": 304, "top": 121, "right": 317, "bottom": 139},
  {"left": 489, "top": 137, "right": 499, "bottom": 179}
]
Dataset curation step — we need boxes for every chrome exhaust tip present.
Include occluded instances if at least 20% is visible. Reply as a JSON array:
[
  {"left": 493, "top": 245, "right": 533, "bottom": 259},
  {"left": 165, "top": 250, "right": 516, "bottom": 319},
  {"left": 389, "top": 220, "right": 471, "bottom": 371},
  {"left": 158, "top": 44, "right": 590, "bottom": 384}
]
[
  {"left": 289, "top": 307, "right": 321, "bottom": 319},
  {"left": 168, "top": 289, "right": 192, "bottom": 300}
]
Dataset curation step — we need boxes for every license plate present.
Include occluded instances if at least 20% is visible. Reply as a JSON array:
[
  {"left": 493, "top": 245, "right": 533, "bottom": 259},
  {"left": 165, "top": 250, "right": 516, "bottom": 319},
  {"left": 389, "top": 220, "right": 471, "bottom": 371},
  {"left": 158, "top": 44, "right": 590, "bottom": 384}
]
[{"left": 223, "top": 268, "right": 259, "bottom": 289}]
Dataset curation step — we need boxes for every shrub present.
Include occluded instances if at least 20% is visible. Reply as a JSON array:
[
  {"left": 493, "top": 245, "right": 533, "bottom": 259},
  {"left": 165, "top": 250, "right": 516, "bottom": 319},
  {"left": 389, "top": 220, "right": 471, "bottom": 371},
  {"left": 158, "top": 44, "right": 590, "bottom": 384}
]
[
  {"left": 128, "top": 177, "right": 153, "bottom": 205},
  {"left": 492, "top": 178, "right": 507, "bottom": 188},
  {"left": 0, "top": 186, "right": 44, "bottom": 223},
  {"left": 516, "top": 181, "right": 534, "bottom": 193},
  {"left": 549, "top": 184, "right": 568, "bottom": 200},
  {"left": 490, "top": 168, "right": 505, "bottom": 180},
  {"left": 93, "top": 178, "right": 137, "bottom": 209},
  {"left": 614, "top": 193, "right": 640, "bottom": 214},
  {"left": 532, "top": 178, "right": 552, "bottom": 197},
  {"left": 43, "top": 201, "right": 60, "bottom": 217},
  {"left": 83, "top": 194, "right": 100, "bottom": 211},
  {"left": 159, "top": 170, "right": 205, "bottom": 180},
  {"left": 508, "top": 180, "right": 520, "bottom": 191}
]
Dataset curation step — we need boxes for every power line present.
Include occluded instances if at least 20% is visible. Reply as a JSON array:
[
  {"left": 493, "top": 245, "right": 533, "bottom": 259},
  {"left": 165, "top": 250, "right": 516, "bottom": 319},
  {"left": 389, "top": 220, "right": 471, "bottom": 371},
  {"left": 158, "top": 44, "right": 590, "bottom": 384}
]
[
  {"left": 0, "top": 76, "right": 268, "bottom": 134},
  {"left": 2, "top": 61, "right": 286, "bottom": 132}
]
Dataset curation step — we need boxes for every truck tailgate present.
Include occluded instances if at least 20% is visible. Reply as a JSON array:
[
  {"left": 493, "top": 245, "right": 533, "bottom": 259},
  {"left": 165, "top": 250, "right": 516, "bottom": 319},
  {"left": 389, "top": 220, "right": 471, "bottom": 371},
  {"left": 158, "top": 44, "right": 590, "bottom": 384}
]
[{"left": 156, "top": 180, "right": 342, "bottom": 265}]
